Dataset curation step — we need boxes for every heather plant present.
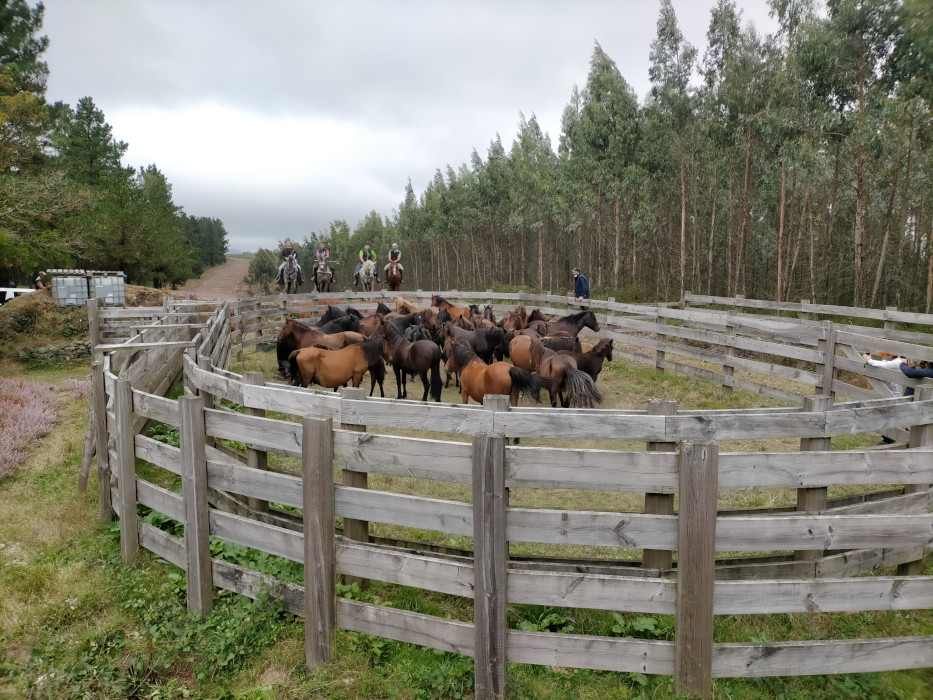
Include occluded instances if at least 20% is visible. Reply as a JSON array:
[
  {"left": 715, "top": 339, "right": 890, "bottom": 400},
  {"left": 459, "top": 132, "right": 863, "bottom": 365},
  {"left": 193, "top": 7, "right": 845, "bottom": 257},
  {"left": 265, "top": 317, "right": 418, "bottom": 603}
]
[{"left": 0, "top": 377, "right": 59, "bottom": 479}]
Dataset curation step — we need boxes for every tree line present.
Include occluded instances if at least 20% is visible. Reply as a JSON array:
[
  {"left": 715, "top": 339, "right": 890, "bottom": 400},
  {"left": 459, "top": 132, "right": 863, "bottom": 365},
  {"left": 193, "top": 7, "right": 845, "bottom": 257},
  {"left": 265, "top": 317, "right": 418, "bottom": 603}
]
[
  {"left": 254, "top": 0, "right": 933, "bottom": 311},
  {"left": 0, "top": 1, "right": 228, "bottom": 288}
]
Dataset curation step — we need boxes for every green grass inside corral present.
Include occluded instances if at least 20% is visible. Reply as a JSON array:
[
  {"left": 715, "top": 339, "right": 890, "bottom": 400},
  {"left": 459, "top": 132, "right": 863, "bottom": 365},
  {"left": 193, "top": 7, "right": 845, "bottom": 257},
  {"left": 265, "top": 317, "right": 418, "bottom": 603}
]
[{"left": 3, "top": 332, "right": 932, "bottom": 699}]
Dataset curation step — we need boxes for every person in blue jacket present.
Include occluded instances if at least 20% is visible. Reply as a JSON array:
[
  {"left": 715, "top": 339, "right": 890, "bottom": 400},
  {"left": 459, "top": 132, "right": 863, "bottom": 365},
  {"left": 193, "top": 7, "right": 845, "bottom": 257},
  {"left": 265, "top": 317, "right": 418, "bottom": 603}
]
[
  {"left": 899, "top": 359, "right": 933, "bottom": 397},
  {"left": 572, "top": 267, "right": 589, "bottom": 301}
]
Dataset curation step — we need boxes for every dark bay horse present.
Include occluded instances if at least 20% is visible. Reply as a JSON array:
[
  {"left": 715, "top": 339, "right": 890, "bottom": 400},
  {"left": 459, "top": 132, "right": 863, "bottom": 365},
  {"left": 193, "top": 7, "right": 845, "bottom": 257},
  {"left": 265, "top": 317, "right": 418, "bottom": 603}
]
[
  {"left": 449, "top": 341, "right": 551, "bottom": 407},
  {"left": 576, "top": 337, "right": 614, "bottom": 382},
  {"left": 436, "top": 321, "right": 505, "bottom": 365},
  {"left": 530, "top": 340, "right": 602, "bottom": 408},
  {"left": 386, "top": 260, "right": 403, "bottom": 292},
  {"left": 287, "top": 338, "right": 385, "bottom": 396},
  {"left": 541, "top": 310, "right": 599, "bottom": 337},
  {"left": 382, "top": 323, "right": 442, "bottom": 401}
]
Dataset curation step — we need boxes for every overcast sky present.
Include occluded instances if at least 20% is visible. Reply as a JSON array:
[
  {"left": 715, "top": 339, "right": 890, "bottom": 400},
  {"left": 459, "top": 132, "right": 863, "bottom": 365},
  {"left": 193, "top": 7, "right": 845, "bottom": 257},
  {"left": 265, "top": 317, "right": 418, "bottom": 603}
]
[{"left": 41, "top": 1, "right": 778, "bottom": 254}]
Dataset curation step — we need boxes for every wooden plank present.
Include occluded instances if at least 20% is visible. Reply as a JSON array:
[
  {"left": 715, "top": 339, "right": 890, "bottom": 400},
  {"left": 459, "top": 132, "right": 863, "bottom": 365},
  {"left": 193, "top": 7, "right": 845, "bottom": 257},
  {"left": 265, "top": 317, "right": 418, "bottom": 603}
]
[
  {"left": 337, "top": 539, "right": 476, "bottom": 598},
  {"left": 335, "top": 486, "right": 473, "bottom": 536},
  {"left": 505, "top": 629, "right": 674, "bottom": 674},
  {"left": 206, "top": 459, "right": 303, "bottom": 509},
  {"left": 243, "top": 372, "right": 270, "bottom": 512},
  {"left": 114, "top": 378, "right": 138, "bottom": 565},
  {"left": 835, "top": 329, "right": 933, "bottom": 364},
  {"left": 179, "top": 396, "right": 212, "bottom": 616},
  {"left": 712, "top": 636, "right": 933, "bottom": 677},
  {"left": 506, "top": 509, "right": 676, "bottom": 548},
  {"left": 205, "top": 408, "right": 303, "bottom": 457},
  {"left": 138, "top": 522, "right": 185, "bottom": 568},
  {"left": 715, "top": 514, "right": 933, "bottom": 551},
  {"left": 796, "top": 395, "right": 832, "bottom": 562},
  {"left": 674, "top": 441, "right": 718, "bottom": 699},
  {"left": 303, "top": 416, "right": 336, "bottom": 670},
  {"left": 817, "top": 546, "right": 928, "bottom": 578},
  {"left": 241, "top": 382, "right": 341, "bottom": 420},
  {"left": 335, "top": 431, "right": 473, "bottom": 482},
  {"left": 337, "top": 598, "right": 475, "bottom": 657},
  {"left": 473, "top": 433, "right": 507, "bottom": 700},
  {"left": 136, "top": 477, "right": 185, "bottom": 522},
  {"left": 339, "top": 387, "right": 369, "bottom": 588},
  {"left": 714, "top": 576, "right": 933, "bottom": 615},
  {"left": 132, "top": 389, "right": 179, "bottom": 426},
  {"left": 209, "top": 509, "right": 304, "bottom": 562},
  {"left": 509, "top": 568, "right": 676, "bottom": 614}
]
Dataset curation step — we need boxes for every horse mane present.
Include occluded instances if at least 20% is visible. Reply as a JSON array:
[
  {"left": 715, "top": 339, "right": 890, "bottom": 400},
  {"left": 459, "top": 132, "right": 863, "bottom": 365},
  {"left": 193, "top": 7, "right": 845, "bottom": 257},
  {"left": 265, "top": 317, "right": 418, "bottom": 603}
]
[
  {"left": 433, "top": 294, "right": 450, "bottom": 306},
  {"left": 561, "top": 310, "right": 592, "bottom": 322},
  {"left": 541, "top": 336, "right": 578, "bottom": 353},
  {"left": 527, "top": 309, "right": 548, "bottom": 322},
  {"left": 450, "top": 339, "right": 478, "bottom": 371},
  {"left": 288, "top": 317, "right": 315, "bottom": 332},
  {"left": 376, "top": 302, "right": 391, "bottom": 315},
  {"left": 529, "top": 340, "right": 552, "bottom": 367},
  {"left": 360, "top": 338, "right": 384, "bottom": 365}
]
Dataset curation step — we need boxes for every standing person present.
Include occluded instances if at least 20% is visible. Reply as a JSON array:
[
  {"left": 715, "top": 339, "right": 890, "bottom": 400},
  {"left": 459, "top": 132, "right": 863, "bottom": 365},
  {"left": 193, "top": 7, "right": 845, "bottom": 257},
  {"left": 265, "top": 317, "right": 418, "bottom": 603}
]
[
  {"left": 35, "top": 271, "right": 47, "bottom": 289},
  {"left": 571, "top": 267, "right": 589, "bottom": 302},
  {"left": 384, "top": 242, "right": 403, "bottom": 275},
  {"left": 354, "top": 243, "right": 378, "bottom": 285},
  {"left": 277, "top": 239, "right": 302, "bottom": 286},
  {"left": 312, "top": 240, "right": 330, "bottom": 279}
]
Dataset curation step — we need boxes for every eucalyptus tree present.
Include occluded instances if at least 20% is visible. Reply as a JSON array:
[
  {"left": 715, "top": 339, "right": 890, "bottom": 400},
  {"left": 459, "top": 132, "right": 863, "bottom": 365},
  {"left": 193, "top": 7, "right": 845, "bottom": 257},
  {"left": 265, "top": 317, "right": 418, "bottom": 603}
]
[
  {"left": 648, "top": 0, "right": 697, "bottom": 301},
  {"left": 474, "top": 136, "right": 512, "bottom": 284}
]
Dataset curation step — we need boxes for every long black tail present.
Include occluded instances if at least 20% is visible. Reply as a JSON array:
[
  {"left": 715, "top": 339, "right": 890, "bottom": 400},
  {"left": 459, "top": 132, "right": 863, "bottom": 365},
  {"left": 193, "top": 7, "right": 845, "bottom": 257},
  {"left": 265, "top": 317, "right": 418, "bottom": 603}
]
[
  {"left": 508, "top": 366, "right": 554, "bottom": 404},
  {"left": 563, "top": 367, "right": 602, "bottom": 408},
  {"left": 429, "top": 356, "right": 443, "bottom": 402},
  {"left": 287, "top": 349, "right": 303, "bottom": 386}
]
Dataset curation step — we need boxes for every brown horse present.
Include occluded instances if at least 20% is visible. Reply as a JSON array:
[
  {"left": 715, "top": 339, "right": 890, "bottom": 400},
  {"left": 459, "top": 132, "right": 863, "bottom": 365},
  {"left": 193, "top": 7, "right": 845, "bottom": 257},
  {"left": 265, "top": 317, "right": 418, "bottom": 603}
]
[
  {"left": 386, "top": 260, "right": 403, "bottom": 292},
  {"left": 502, "top": 306, "right": 527, "bottom": 331},
  {"left": 576, "top": 337, "right": 614, "bottom": 382},
  {"left": 394, "top": 297, "right": 426, "bottom": 314},
  {"left": 539, "top": 310, "right": 599, "bottom": 337},
  {"left": 277, "top": 317, "right": 362, "bottom": 376},
  {"left": 431, "top": 294, "right": 471, "bottom": 320},
  {"left": 287, "top": 338, "right": 385, "bottom": 396},
  {"left": 530, "top": 341, "right": 602, "bottom": 408},
  {"left": 382, "top": 322, "right": 442, "bottom": 401},
  {"left": 449, "top": 341, "right": 551, "bottom": 407},
  {"left": 509, "top": 335, "right": 579, "bottom": 372}
]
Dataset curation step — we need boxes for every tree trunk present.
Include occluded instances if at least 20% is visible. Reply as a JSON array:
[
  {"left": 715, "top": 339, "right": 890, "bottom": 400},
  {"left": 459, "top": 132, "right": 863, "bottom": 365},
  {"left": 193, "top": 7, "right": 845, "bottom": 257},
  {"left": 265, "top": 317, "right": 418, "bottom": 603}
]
[
  {"left": 537, "top": 202, "right": 544, "bottom": 292},
  {"left": 895, "top": 110, "right": 915, "bottom": 307},
  {"left": 927, "top": 214, "right": 933, "bottom": 314},
  {"left": 613, "top": 192, "right": 621, "bottom": 289},
  {"left": 824, "top": 143, "right": 841, "bottom": 303},
  {"left": 777, "top": 159, "right": 786, "bottom": 302},
  {"left": 786, "top": 186, "right": 810, "bottom": 300},
  {"left": 870, "top": 149, "right": 902, "bottom": 307},
  {"left": 738, "top": 133, "right": 752, "bottom": 297},
  {"left": 853, "top": 46, "right": 866, "bottom": 306},
  {"left": 679, "top": 135, "right": 687, "bottom": 302},
  {"left": 727, "top": 161, "right": 734, "bottom": 296},
  {"left": 707, "top": 164, "right": 718, "bottom": 296}
]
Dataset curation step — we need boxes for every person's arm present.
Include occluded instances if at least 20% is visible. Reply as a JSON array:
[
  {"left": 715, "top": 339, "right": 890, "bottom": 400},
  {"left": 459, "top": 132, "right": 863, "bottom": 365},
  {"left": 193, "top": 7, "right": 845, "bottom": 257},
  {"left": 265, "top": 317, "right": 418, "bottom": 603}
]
[{"left": 900, "top": 362, "right": 933, "bottom": 379}]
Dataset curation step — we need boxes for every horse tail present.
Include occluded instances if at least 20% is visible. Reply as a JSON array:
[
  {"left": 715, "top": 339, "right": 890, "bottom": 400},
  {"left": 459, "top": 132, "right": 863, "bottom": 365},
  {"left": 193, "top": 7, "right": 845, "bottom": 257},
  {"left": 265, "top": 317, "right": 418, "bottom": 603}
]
[
  {"left": 287, "top": 349, "right": 302, "bottom": 386},
  {"left": 563, "top": 367, "right": 602, "bottom": 408},
  {"left": 429, "top": 352, "right": 442, "bottom": 402},
  {"left": 508, "top": 366, "right": 553, "bottom": 404}
]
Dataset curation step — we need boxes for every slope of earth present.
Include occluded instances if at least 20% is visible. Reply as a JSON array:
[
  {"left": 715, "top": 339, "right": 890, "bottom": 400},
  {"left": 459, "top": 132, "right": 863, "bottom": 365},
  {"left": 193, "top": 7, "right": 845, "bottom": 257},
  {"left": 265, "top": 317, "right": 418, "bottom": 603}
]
[{"left": 174, "top": 254, "right": 252, "bottom": 301}]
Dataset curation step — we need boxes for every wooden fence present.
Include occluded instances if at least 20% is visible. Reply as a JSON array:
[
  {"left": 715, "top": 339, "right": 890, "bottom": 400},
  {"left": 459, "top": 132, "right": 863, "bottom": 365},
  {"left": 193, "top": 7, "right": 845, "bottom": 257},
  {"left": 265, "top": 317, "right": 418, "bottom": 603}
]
[{"left": 88, "top": 291, "right": 933, "bottom": 699}]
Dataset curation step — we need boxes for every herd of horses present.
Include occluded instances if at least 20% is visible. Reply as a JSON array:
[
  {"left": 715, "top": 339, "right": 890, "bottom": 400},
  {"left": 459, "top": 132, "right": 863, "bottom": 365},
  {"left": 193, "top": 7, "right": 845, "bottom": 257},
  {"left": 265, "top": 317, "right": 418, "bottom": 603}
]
[
  {"left": 281, "top": 255, "right": 405, "bottom": 294},
  {"left": 277, "top": 294, "right": 613, "bottom": 409}
]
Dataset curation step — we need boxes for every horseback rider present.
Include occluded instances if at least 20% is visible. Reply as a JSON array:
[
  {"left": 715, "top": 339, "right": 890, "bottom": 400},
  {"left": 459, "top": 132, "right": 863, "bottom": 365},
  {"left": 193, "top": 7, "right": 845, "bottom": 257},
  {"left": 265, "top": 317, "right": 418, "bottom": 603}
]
[
  {"left": 277, "top": 238, "right": 303, "bottom": 286},
  {"left": 354, "top": 243, "right": 378, "bottom": 285},
  {"left": 384, "top": 242, "right": 403, "bottom": 275},
  {"left": 312, "top": 240, "right": 330, "bottom": 280}
]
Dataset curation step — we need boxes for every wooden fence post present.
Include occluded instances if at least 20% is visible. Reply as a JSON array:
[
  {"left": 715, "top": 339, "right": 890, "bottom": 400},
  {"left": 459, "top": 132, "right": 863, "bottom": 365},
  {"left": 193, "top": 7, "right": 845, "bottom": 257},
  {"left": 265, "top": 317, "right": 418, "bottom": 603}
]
[
  {"left": 93, "top": 361, "right": 113, "bottom": 522},
  {"left": 303, "top": 416, "right": 336, "bottom": 671},
  {"left": 898, "top": 385, "right": 933, "bottom": 576},
  {"left": 243, "top": 371, "right": 269, "bottom": 513},
  {"left": 473, "top": 431, "right": 507, "bottom": 700},
  {"left": 114, "top": 377, "right": 138, "bottom": 564},
  {"left": 674, "top": 440, "right": 718, "bottom": 700},
  {"left": 179, "top": 395, "right": 213, "bottom": 615},
  {"left": 339, "top": 386, "right": 369, "bottom": 586},
  {"left": 795, "top": 394, "right": 833, "bottom": 561},
  {"left": 644, "top": 399, "right": 677, "bottom": 571},
  {"left": 723, "top": 309, "right": 736, "bottom": 395},
  {"left": 818, "top": 321, "right": 837, "bottom": 399},
  {"left": 655, "top": 308, "right": 666, "bottom": 373}
]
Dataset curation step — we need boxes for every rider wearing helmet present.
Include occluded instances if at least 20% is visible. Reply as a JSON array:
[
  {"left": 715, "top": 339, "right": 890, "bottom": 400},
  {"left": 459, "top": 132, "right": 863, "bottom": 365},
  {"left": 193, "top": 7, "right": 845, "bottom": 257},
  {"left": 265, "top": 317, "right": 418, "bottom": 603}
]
[
  {"left": 354, "top": 243, "right": 378, "bottom": 285},
  {"left": 277, "top": 239, "right": 303, "bottom": 286}
]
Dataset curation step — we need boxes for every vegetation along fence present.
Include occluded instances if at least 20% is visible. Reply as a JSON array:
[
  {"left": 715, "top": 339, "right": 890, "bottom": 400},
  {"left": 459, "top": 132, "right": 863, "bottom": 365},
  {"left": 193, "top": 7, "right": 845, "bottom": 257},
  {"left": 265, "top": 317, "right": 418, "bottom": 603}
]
[{"left": 85, "top": 289, "right": 933, "bottom": 699}]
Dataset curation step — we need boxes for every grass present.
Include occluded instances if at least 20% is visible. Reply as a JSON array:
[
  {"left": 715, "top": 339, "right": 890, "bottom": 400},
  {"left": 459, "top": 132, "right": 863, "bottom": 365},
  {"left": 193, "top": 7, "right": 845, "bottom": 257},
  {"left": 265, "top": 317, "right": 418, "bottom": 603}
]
[{"left": 2, "top": 333, "right": 932, "bottom": 698}]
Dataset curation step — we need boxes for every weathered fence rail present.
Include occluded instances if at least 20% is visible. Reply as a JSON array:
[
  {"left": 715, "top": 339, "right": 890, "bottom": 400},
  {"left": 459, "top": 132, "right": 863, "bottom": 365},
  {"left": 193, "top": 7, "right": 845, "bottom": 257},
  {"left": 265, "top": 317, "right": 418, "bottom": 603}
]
[{"left": 88, "top": 291, "right": 933, "bottom": 699}]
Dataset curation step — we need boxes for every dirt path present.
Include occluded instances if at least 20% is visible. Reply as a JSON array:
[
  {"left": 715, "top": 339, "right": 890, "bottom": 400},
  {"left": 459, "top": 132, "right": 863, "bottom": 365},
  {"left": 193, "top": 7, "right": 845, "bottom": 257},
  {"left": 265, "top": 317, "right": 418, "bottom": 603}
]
[{"left": 174, "top": 255, "right": 252, "bottom": 301}]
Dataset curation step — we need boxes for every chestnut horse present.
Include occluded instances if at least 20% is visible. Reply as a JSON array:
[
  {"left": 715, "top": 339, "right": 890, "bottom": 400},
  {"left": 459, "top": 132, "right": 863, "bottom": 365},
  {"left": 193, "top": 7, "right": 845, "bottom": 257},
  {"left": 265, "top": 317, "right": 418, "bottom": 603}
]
[
  {"left": 530, "top": 341, "right": 602, "bottom": 409},
  {"left": 509, "top": 335, "right": 579, "bottom": 372},
  {"left": 287, "top": 338, "right": 385, "bottom": 396},
  {"left": 449, "top": 341, "right": 551, "bottom": 407},
  {"left": 386, "top": 259, "right": 403, "bottom": 292},
  {"left": 277, "top": 316, "right": 362, "bottom": 376},
  {"left": 431, "top": 294, "right": 471, "bottom": 320},
  {"left": 382, "top": 322, "right": 442, "bottom": 401}
]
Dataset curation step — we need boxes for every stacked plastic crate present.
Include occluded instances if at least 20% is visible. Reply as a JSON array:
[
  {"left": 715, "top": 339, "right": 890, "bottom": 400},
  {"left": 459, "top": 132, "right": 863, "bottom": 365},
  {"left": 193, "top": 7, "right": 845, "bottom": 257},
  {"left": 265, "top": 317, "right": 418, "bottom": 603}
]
[
  {"left": 89, "top": 271, "right": 126, "bottom": 305},
  {"left": 48, "top": 269, "right": 89, "bottom": 307}
]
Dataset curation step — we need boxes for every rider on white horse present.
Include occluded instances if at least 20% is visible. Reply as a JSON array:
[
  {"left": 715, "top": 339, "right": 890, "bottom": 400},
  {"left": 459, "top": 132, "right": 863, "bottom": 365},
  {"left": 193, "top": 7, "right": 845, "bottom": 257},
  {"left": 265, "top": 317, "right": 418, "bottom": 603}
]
[
  {"left": 384, "top": 242, "right": 403, "bottom": 275},
  {"left": 277, "top": 239, "right": 303, "bottom": 286},
  {"left": 354, "top": 243, "right": 378, "bottom": 285}
]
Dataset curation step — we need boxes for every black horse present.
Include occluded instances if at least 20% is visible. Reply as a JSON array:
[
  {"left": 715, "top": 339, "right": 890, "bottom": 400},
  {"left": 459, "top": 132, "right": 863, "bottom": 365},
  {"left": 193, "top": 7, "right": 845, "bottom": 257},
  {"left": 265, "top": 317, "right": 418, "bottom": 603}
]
[
  {"left": 436, "top": 322, "right": 505, "bottom": 365},
  {"left": 382, "top": 322, "right": 442, "bottom": 401}
]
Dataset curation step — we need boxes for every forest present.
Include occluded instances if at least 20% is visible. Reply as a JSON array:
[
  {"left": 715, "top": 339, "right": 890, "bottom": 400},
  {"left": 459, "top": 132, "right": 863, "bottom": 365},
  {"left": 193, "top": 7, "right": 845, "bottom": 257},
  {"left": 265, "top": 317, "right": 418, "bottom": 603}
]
[
  {"left": 255, "top": 0, "right": 933, "bottom": 311},
  {"left": 0, "top": 1, "right": 228, "bottom": 288}
]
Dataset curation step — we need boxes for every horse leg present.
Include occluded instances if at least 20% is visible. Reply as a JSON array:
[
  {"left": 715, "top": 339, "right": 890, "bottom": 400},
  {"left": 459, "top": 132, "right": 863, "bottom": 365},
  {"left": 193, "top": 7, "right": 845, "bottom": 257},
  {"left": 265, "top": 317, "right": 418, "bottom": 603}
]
[
  {"left": 394, "top": 365, "right": 404, "bottom": 399},
  {"left": 419, "top": 369, "right": 430, "bottom": 402}
]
